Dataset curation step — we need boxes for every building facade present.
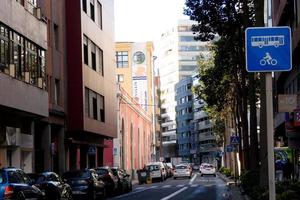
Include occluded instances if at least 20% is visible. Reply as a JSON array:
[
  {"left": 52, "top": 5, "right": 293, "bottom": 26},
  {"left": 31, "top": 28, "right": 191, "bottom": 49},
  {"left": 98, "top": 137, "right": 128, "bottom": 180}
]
[
  {"left": 115, "top": 41, "right": 156, "bottom": 163},
  {"left": 158, "top": 19, "right": 210, "bottom": 161},
  {"left": 65, "top": 0, "right": 117, "bottom": 170},
  {"left": 114, "top": 87, "right": 153, "bottom": 178},
  {"left": 175, "top": 75, "right": 217, "bottom": 164},
  {"left": 175, "top": 77, "right": 193, "bottom": 161},
  {"left": 0, "top": 0, "right": 48, "bottom": 172},
  {"left": 273, "top": 0, "right": 300, "bottom": 179}
]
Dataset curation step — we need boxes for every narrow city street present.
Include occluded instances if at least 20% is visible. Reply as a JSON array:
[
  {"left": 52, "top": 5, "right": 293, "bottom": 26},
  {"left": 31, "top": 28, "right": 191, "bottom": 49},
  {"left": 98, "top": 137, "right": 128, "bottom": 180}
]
[{"left": 110, "top": 174, "right": 231, "bottom": 200}]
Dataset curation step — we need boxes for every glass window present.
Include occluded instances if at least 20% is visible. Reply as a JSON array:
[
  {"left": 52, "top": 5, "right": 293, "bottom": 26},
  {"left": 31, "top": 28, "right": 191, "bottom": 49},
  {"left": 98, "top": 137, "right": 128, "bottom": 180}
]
[
  {"left": 97, "top": 1, "right": 103, "bottom": 29},
  {"left": 117, "top": 74, "right": 124, "bottom": 82},
  {"left": 82, "top": 0, "right": 87, "bottom": 13},
  {"left": 54, "top": 24, "right": 59, "bottom": 50},
  {"left": 0, "top": 25, "right": 9, "bottom": 72},
  {"left": 85, "top": 87, "right": 90, "bottom": 117},
  {"left": 83, "top": 35, "right": 88, "bottom": 65},
  {"left": 99, "top": 95, "right": 105, "bottom": 122},
  {"left": 91, "top": 42, "right": 96, "bottom": 70},
  {"left": 98, "top": 48, "right": 103, "bottom": 75},
  {"left": 116, "top": 51, "right": 128, "bottom": 68},
  {"left": 90, "top": 0, "right": 95, "bottom": 21}
]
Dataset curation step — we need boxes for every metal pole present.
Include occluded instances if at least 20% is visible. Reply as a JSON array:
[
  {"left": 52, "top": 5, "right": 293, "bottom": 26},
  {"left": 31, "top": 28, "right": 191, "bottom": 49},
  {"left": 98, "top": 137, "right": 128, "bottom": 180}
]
[{"left": 265, "top": 0, "right": 276, "bottom": 199}]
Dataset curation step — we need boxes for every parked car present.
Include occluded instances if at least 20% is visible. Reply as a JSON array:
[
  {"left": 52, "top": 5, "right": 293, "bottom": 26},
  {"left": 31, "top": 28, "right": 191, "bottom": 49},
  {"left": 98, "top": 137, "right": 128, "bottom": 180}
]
[
  {"left": 111, "top": 167, "right": 132, "bottom": 193},
  {"left": 192, "top": 165, "right": 200, "bottom": 171},
  {"left": 28, "top": 172, "right": 73, "bottom": 200},
  {"left": 0, "top": 167, "right": 44, "bottom": 200},
  {"left": 201, "top": 164, "right": 216, "bottom": 177},
  {"left": 62, "top": 169, "right": 106, "bottom": 200},
  {"left": 94, "top": 167, "right": 118, "bottom": 196},
  {"left": 146, "top": 162, "right": 166, "bottom": 182},
  {"left": 173, "top": 164, "right": 192, "bottom": 179}
]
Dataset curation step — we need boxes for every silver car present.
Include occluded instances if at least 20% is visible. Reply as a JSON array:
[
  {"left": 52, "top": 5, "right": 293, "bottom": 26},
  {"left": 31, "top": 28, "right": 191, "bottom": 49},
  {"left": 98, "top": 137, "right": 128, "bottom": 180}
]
[{"left": 173, "top": 164, "right": 192, "bottom": 179}]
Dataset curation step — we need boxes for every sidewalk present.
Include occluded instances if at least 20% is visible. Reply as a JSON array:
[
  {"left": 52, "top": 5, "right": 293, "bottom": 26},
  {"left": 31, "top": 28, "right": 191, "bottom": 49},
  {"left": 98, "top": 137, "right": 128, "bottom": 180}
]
[{"left": 218, "top": 173, "right": 250, "bottom": 200}]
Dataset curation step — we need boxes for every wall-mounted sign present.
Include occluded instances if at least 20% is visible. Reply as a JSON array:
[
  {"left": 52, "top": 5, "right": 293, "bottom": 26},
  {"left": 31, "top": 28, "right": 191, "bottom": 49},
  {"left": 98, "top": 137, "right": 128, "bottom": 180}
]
[{"left": 278, "top": 94, "right": 297, "bottom": 113}]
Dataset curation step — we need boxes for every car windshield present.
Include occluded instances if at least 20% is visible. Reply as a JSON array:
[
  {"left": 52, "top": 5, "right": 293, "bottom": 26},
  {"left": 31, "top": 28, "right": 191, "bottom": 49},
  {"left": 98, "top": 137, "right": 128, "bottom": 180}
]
[
  {"left": 147, "top": 165, "right": 159, "bottom": 171},
  {"left": 63, "top": 171, "right": 90, "bottom": 179},
  {"left": 176, "top": 165, "right": 188, "bottom": 169},
  {"left": 204, "top": 165, "right": 213, "bottom": 169},
  {"left": 96, "top": 169, "right": 108, "bottom": 175}
]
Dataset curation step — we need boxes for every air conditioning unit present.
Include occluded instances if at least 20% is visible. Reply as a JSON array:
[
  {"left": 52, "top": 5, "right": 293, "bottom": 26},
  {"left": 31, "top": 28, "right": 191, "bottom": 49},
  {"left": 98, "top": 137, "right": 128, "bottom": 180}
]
[
  {"left": 6, "top": 127, "right": 21, "bottom": 146},
  {"left": 9, "top": 64, "right": 15, "bottom": 77}
]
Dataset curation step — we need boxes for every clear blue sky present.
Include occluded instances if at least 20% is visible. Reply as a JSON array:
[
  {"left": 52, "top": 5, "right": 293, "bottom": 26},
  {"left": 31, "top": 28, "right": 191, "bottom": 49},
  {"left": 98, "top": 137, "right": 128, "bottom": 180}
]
[{"left": 114, "top": 0, "right": 188, "bottom": 43}]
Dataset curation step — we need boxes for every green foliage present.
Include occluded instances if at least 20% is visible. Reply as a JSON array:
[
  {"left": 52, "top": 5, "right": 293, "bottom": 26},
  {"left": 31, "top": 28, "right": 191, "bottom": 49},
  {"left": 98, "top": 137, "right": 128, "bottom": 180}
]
[
  {"left": 276, "top": 181, "right": 300, "bottom": 200},
  {"left": 240, "top": 170, "right": 259, "bottom": 195},
  {"left": 219, "top": 167, "right": 232, "bottom": 177}
]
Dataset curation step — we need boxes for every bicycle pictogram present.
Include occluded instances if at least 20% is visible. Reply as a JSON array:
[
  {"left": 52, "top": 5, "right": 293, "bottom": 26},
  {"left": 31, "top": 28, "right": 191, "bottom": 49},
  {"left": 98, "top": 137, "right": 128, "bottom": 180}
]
[{"left": 260, "top": 52, "right": 277, "bottom": 66}]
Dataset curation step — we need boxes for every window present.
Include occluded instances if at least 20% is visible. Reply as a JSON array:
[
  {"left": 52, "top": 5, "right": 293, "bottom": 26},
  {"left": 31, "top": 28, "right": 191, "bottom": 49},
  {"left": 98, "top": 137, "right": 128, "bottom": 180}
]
[
  {"left": 92, "top": 96, "right": 97, "bottom": 120},
  {"left": 54, "top": 79, "right": 60, "bottom": 105},
  {"left": 116, "top": 51, "right": 128, "bottom": 68},
  {"left": 117, "top": 74, "right": 124, "bottom": 82},
  {"left": 90, "top": 0, "right": 95, "bottom": 21},
  {"left": 99, "top": 95, "right": 105, "bottom": 122},
  {"left": 98, "top": 48, "right": 103, "bottom": 75},
  {"left": 85, "top": 88, "right": 105, "bottom": 123},
  {"left": 97, "top": 1, "right": 103, "bottom": 29},
  {"left": 91, "top": 42, "right": 96, "bottom": 70},
  {"left": 83, "top": 35, "right": 88, "bottom": 65},
  {"left": 0, "top": 25, "right": 9, "bottom": 71},
  {"left": 82, "top": 0, "right": 87, "bottom": 13},
  {"left": 54, "top": 24, "right": 59, "bottom": 50},
  {"left": 179, "top": 36, "right": 195, "bottom": 42}
]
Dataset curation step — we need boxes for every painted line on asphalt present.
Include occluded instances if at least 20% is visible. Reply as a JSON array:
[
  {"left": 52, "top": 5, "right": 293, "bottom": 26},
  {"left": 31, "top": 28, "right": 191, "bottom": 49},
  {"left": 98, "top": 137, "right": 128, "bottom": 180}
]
[
  {"left": 162, "top": 185, "right": 172, "bottom": 188},
  {"left": 160, "top": 186, "right": 188, "bottom": 200},
  {"left": 190, "top": 184, "right": 198, "bottom": 187},
  {"left": 114, "top": 187, "right": 151, "bottom": 199},
  {"left": 189, "top": 174, "right": 197, "bottom": 185},
  {"left": 135, "top": 186, "right": 145, "bottom": 190},
  {"left": 176, "top": 184, "right": 185, "bottom": 187}
]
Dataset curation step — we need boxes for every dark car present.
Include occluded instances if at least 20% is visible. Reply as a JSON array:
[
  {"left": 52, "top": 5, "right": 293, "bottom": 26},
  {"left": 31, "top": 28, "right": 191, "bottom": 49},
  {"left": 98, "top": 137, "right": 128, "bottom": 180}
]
[
  {"left": 94, "top": 167, "right": 118, "bottom": 196},
  {"left": 28, "top": 172, "right": 73, "bottom": 200},
  {"left": 62, "top": 169, "right": 105, "bottom": 200},
  {"left": 0, "top": 167, "right": 44, "bottom": 200},
  {"left": 111, "top": 167, "right": 132, "bottom": 193}
]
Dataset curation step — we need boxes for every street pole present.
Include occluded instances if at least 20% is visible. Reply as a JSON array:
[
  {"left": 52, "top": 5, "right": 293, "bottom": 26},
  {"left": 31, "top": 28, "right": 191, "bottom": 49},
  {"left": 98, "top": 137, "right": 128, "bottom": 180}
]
[{"left": 265, "top": 0, "right": 276, "bottom": 199}]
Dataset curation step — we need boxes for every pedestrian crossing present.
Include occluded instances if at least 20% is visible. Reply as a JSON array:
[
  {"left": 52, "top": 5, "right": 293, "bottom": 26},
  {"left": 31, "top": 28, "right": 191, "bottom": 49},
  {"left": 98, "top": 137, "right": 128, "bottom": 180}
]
[{"left": 134, "top": 182, "right": 219, "bottom": 191}]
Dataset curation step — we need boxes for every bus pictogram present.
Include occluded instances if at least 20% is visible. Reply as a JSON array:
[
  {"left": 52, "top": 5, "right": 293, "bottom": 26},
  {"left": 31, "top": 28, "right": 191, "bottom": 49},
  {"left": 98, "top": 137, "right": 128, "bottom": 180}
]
[{"left": 251, "top": 35, "right": 284, "bottom": 48}]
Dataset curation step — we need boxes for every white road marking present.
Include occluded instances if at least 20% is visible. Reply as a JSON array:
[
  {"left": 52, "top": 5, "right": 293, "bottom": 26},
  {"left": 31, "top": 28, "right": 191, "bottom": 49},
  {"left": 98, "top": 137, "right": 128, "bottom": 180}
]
[
  {"left": 135, "top": 186, "right": 145, "bottom": 190},
  {"left": 176, "top": 184, "right": 185, "bottom": 187},
  {"left": 190, "top": 184, "right": 198, "bottom": 187},
  {"left": 160, "top": 186, "right": 188, "bottom": 200},
  {"left": 162, "top": 185, "right": 172, "bottom": 188},
  {"left": 189, "top": 174, "right": 197, "bottom": 185},
  {"left": 150, "top": 185, "right": 158, "bottom": 189},
  {"left": 114, "top": 187, "right": 150, "bottom": 199}
]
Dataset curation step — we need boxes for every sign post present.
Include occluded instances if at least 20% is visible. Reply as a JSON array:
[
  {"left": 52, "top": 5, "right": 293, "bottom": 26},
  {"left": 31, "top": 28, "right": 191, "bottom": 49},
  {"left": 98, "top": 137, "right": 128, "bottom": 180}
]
[{"left": 245, "top": 1, "right": 292, "bottom": 199}]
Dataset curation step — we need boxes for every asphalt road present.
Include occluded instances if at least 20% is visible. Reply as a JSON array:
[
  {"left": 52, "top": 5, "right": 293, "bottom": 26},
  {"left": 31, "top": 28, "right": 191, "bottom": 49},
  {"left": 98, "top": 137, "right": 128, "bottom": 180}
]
[{"left": 110, "top": 173, "right": 232, "bottom": 200}]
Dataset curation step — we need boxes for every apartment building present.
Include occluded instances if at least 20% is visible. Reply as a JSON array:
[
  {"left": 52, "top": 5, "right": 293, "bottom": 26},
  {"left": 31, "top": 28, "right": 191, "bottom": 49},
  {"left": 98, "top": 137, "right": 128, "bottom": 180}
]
[
  {"left": 65, "top": 0, "right": 117, "bottom": 169},
  {"left": 0, "top": 0, "right": 48, "bottom": 172},
  {"left": 273, "top": 0, "right": 300, "bottom": 178},
  {"left": 158, "top": 19, "right": 210, "bottom": 162},
  {"left": 175, "top": 75, "right": 217, "bottom": 164}
]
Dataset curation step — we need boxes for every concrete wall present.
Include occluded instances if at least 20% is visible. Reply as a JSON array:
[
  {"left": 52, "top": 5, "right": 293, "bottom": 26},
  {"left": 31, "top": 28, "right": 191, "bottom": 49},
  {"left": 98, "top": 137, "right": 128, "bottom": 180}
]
[
  {"left": 0, "top": 73, "right": 48, "bottom": 117},
  {"left": 0, "top": 0, "right": 47, "bottom": 49}
]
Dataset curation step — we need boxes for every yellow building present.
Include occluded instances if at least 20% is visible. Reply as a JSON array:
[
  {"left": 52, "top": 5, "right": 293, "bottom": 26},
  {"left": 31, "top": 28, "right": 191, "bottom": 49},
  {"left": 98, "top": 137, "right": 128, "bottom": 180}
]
[{"left": 115, "top": 42, "right": 154, "bottom": 117}]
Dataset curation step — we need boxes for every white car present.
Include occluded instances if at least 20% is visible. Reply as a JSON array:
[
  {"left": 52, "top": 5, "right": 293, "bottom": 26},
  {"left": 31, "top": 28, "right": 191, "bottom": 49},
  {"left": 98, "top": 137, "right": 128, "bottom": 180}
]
[
  {"left": 173, "top": 164, "right": 192, "bottom": 179},
  {"left": 200, "top": 164, "right": 216, "bottom": 177},
  {"left": 147, "top": 162, "right": 167, "bottom": 181}
]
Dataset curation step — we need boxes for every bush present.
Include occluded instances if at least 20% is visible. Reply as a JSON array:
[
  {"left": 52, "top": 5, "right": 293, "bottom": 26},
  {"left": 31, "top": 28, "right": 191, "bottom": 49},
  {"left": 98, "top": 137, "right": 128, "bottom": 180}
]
[{"left": 240, "top": 170, "right": 259, "bottom": 197}]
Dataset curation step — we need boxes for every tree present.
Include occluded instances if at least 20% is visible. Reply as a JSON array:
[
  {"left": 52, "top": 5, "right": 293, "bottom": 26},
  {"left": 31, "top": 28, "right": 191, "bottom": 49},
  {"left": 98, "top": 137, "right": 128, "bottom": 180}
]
[{"left": 184, "top": 0, "right": 259, "bottom": 171}]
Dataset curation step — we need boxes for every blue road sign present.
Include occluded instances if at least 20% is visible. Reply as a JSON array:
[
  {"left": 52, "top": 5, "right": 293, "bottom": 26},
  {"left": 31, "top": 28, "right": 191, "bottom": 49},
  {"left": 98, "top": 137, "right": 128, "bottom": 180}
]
[
  {"left": 230, "top": 136, "right": 240, "bottom": 145},
  {"left": 226, "top": 145, "right": 233, "bottom": 153},
  {"left": 245, "top": 27, "right": 292, "bottom": 72}
]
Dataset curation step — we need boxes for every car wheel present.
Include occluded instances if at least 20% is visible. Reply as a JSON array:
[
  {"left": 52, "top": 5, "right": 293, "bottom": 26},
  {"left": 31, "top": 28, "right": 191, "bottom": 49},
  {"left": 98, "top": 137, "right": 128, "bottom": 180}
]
[
  {"left": 173, "top": 177, "right": 177, "bottom": 180},
  {"left": 100, "top": 188, "right": 106, "bottom": 200},
  {"left": 189, "top": 176, "right": 191, "bottom": 179},
  {"left": 214, "top": 174, "right": 216, "bottom": 177}
]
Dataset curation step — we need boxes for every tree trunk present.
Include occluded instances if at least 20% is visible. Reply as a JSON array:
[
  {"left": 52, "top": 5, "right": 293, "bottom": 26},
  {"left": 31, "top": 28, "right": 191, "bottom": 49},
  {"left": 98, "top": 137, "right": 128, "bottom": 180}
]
[{"left": 249, "top": 73, "right": 259, "bottom": 171}]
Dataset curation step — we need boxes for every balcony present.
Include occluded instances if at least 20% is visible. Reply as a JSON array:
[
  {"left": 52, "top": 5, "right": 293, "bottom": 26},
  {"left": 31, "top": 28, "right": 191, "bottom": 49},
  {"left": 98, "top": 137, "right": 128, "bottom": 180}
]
[
  {"left": 0, "top": 0, "right": 47, "bottom": 49},
  {"left": 177, "top": 125, "right": 191, "bottom": 133},
  {"left": 194, "top": 111, "right": 208, "bottom": 120},
  {"left": 177, "top": 137, "right": 190, "bottom": 144},
  {"left": 161, "top": 130, "right": 176, "bottom": 137},
  {"left": 177, "top": 113, "right": 193, "bottom": 121},
  {"left": 161, "top": 120, "right": 175, "bottom": 128}
]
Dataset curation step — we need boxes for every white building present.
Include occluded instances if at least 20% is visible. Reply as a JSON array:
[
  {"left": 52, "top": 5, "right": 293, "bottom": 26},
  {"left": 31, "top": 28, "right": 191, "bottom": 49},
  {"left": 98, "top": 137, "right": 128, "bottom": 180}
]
[{"left": 158, "top": 19, "right": 210, "bottom": 162}]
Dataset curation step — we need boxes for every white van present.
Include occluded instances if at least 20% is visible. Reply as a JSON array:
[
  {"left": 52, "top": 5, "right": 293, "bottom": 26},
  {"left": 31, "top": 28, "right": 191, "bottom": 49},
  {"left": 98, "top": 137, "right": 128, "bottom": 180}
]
[{"left": 146, "top": 162, "right": 167, "bottom": 181}]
